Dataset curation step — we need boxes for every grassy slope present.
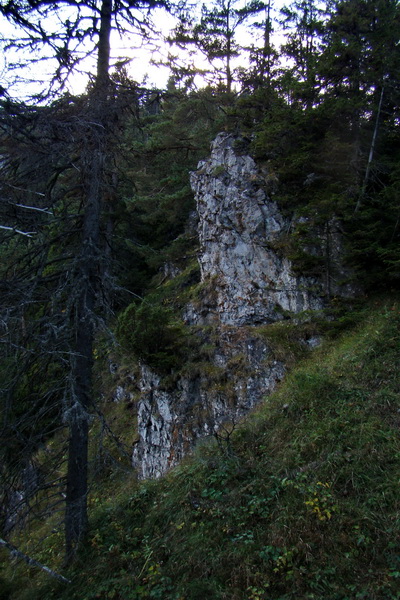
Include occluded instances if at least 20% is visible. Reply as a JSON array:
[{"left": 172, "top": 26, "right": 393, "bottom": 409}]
[{"left": 3, "top": 296, "right": 400, "bottom": 600}]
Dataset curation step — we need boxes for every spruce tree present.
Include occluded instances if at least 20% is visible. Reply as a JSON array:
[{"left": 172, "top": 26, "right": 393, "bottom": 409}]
[
  {"left": 171, "top": 0, "right": 265, "bottom": 93},
  {"left": 279, "top": 0, "right": 326, "bottom": 109}
]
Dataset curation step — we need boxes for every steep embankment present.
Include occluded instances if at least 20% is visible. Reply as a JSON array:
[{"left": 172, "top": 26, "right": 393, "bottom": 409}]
[{"left": 8, "top": 297, "right": 399, "bottom": 600}]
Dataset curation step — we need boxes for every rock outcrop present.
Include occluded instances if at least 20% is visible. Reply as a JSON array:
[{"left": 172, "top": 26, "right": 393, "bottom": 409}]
[
  {"left": 132, "top": 331, "right": 285, "bottom": 479},
  {"left": 128, "top": 133, "right": 355, "bottom": 479},
  {"left": 189, "top": 133, "right": 324, "bottom": 326}
]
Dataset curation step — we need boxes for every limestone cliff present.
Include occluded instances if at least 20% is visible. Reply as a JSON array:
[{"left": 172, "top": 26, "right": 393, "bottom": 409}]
[
  {"left": 188, "top": 133, "right": 325, "bottom": 326},
  {"left": 132, "top": 333, "right": 285, "bottom": 479},
  {"left": 126, "top": 133, "right": 355, "bottom": 479}
]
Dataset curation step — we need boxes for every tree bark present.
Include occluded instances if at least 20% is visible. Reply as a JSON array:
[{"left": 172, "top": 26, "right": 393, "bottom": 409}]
[
  {"left": 64, "top": 0, "right": 112, "bottom": 563},
  {"left": 97, "top": 0, "right": 112, "bottom": 89},
  {"left": 64, "top": 149, "right": 104, "bottom": 563}
]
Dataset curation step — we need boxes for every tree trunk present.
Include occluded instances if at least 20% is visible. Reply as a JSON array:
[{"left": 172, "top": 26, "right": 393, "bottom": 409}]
[
  {"left": 64, "top": 148, "right": 103, "bottom": 562},
  {"left": 64, "top": 0, "right": 112, "bottom": 563},
  {"left": 226, "top": 11, "right": 232, "bottom": 93},
  {"left": 355, "top": 86, "right": 384, "bottom": 212},
  {"left": 97, "top": 0, "right": 112, "bottom": 89},
  {"left": 261, "top": 0, "right": 272, "bottom": 87}
]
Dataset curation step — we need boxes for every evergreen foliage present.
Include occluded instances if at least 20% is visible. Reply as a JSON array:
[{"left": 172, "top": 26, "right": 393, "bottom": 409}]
[{"left": 117, "top": 301, "right": 190, "bottom": 372}]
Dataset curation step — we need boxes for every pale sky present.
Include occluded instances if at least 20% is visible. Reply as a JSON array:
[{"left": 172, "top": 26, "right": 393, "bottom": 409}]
[{"left": 0, "top": 1, "right": 288, "bottom": 100}]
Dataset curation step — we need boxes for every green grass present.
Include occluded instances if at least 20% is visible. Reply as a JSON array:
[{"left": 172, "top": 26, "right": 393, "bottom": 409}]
[{"left": 3, "top": 296, "right": 400, "bottom": 600}]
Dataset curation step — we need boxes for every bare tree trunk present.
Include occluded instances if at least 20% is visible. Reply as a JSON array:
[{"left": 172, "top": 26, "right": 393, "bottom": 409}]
[
  {"left": 64, "top": 0, "right": 112, "bottom": 563},
  {"left": 355, "top": 86, "right": 384, "bottom": 212},
  {"left": 226, "top": 9, "right": 232, "bottom": 94},
  {"left": 97, "top": 0, "right": 112, "bottom": 89},
  {"left": 261, "top": 0, "right": 272, "bottom": 87},
  {"left": 64, "top": 148, "right": 102, "bottom": 562}
]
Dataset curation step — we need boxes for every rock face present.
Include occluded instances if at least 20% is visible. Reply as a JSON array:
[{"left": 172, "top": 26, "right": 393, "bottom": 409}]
[
  {"left": 132, "top": 331, "right": 285, "bottom": 479},
  {"left": 189, "top": 133, "right": 324, "bottom": 326},
  {"left": 130, "top": 133, "right": 355, "bottom": 479}
]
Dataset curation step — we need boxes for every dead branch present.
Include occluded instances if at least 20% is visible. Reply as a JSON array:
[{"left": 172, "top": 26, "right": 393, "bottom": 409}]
[
  {"left": 0, "top": 225, "right": 36, "bottom": 236},
  {"left": 0, "top": 537, "right": 71, "bottom": 584}
]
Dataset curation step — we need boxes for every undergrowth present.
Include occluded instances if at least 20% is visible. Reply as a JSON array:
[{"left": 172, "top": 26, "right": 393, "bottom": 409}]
[{"left": 3, "top": 296, "right": 400, "bottom": 600}]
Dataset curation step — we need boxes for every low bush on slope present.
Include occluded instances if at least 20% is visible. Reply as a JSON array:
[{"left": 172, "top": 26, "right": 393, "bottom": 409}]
[{"left": 4, "top": 297, "right": 400, "bottom": 600}]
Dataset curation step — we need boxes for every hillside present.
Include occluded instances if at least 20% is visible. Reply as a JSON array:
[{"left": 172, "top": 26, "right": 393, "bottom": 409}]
[
  {"left": 1, "top": 1, "right": 400, "bottom": 596},
  {"left": 2, "top": 295, "right": 399, "bottom": 600}
]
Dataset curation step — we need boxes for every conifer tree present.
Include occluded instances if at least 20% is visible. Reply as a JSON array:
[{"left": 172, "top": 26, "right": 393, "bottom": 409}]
[
  {"left": 279, "top": 0, "right": 325, "bottom": 108},
  {"left": 172, "top": 0, "right": 265, "bottom": 93},
  {"left": 0, "top": 0, "right": 173, "bottom": 564},
  {"left": 254, "top": 0, "right": 276, "bottom": 88},
  {"left": 319, "top": 0, "right": 400, "bottom": 191}
]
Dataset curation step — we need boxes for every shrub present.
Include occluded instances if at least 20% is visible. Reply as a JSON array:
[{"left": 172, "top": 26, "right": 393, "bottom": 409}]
[{"left": 117, "top": 301, "right": 189, "bottom": 373}]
